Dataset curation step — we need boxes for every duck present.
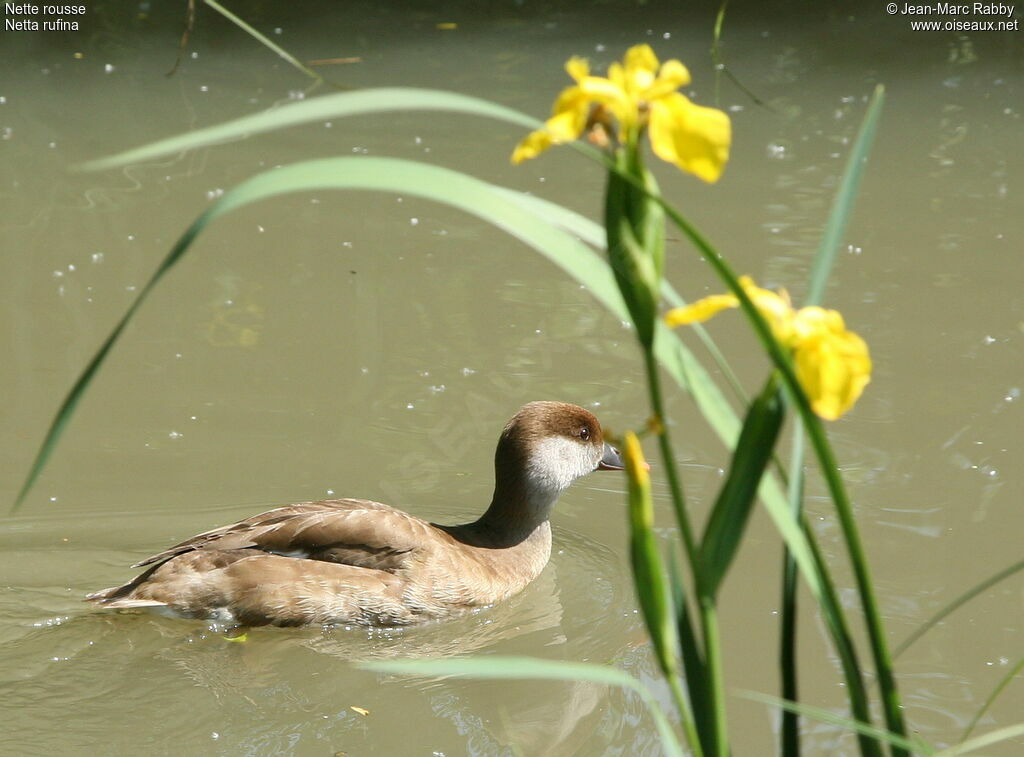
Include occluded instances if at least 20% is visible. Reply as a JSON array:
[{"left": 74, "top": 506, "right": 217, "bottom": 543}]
[{"left": 86, "top": 401, "right": 625, "bottom": 628}]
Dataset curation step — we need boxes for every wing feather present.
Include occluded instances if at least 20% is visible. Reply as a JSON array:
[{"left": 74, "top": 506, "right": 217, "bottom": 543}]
[{"left": 132, "top": 499, "right": 429, "bottom": 572}]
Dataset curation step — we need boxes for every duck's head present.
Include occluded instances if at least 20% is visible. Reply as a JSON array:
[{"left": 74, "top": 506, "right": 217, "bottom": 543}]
[{"left": 492, "top": 401, "right": 624, "bottom": 517}]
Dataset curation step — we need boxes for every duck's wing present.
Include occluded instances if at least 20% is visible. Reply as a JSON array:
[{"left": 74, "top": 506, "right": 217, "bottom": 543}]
[{"left": 132, "top": 498, "right": 436, "bottom": 572}]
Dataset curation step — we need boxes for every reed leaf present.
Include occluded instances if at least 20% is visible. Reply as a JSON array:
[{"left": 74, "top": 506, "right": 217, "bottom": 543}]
[
  {"left": 76, "top": 89, "right": 541, "bottom": 172},
  {"left": 805, "top": 85, "right": 885, "bottom": 307},
  {"left": 204, "top": 0, "right": 322, "bottom": 83},
  {"left": 362, "top": 657, "right": 685, "bottom": 757},
  {"left": 938, "top": 724, "right": 1024, "bottom": 757},
  {"left": 662, "top": 213, "right": 894, "bottom": 754},
  {"left": 496, "top": 168, "right": 833, "bottom": 619},
  {"left": 895, "top": 556, "right": 1024, "bottom": 658},
  {"left": 698, "top": 374, "right": 784, "bottom": 600},
  {"left": 961, "top": 654, "right": 1024, "bottom": 742}
]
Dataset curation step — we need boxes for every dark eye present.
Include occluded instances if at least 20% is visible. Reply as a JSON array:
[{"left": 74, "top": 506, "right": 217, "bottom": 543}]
[{"left": 579, "top": 427, "right": 590, "bottom": 441}]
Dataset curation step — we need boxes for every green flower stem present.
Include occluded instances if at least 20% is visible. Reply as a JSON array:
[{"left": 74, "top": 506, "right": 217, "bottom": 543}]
[
  {"left": 802, "top": 514, "right": 883, "bottom": 757},
  {"left": 780, "top": 422, "right": 805, "bottom": 757},
  {"left": 698, "top": 598, "right": 729, "bottom": 757},
  {"left": 669, "top": 667, "right": 707, "bottom": 757},
  {"left": 642, "top": 348, "right": 699, "bottom": 570},
  {"left": 800, "top": 413, "right": 906, "bottom": 756}
]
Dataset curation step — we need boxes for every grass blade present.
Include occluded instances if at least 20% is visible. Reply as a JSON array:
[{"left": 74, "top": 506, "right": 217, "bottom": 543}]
[
  {"left": 961, "top": 654, "right": 1024, "bottom": 742},
  {"left": 77, "top": 85, "right": 792, "bottom": 583},
  {"left": 204, "top": 0, "right": 322, "bottom": 83},
  {"left": 805, "top": 85, "right": 884, "bottom": 306},
  {"left": 895, "top": 557, "right": 1024, "bottom": 658},
  {"left": 77, "top": 89, "right": 541, "bottom": 172},
  {"left": 362, "top": 657, "right": 685, "bottom": 757},
  {"left": 939, "top": 723, "right": 1024, "bottom": 756}
]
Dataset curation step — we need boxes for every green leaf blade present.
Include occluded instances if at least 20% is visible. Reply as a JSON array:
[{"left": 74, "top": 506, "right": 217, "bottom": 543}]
[
  {"left": 805, "top": 85, "right": 885, "bottom": 307},
  {"left": 698, "top": 376, "right": 785, "bottom": 599},
  {"left": 362, "top": 657, "right": 685, "bottom": 757},
  {"left": 77, "top": 89, "right": 542, "bottom": 172}
]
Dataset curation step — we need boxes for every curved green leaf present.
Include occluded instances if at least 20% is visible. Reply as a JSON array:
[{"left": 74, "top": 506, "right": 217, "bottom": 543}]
[
  {"left": 806, "top": 85, "right": 885, "bottom": 307},
  {"left": 961, "top": 653, "right": 1024, "bottom": 742},
  {"left": 699, "top": 375, "right": 784, "bottom": 599},
  {"left": 362, "top": 657, "right": 685, "bottom": 757},
  {"left": 895, "top": 557, "right": 1024, "bottom": 658},
  {"left": 941, "top": 723, "right": 1024, "bottom": 757},
  {"left": 78, "top": 89, "right": 542, "bottom": 172}
]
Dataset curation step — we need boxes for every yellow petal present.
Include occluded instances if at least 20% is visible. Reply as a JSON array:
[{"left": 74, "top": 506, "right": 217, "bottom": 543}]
[
  {"left": 624, "top": 44, "right": 659, "bottom": 79},
  {"left": 547, "top": 90, "right": 590, "bottom": 140},
  {"left": 741, "top": 278, "right": 795, "bottom": 344},
  {"left": 607, "top": 61, "right": 626, "bottom": 91},
  {"left": 645, "top": 58, "right": 691, "bottom": 99},
  {"left": 649, "top": 93, "right": 731, "bottom": 182},
  {"left": 794, "top": 319, "right": 871, "bottom": 420},
  {"left": 512, "top": 84, "right": 593, "bottom": 163},
  {"left": 565, "top": 56, "right": 589, "bottom": 82},
  {"left": 621, "top": 46, "right": 658, "bottom": 96},
  {"left": 664, "top": 293, "right": 739, "bottom": 327},
  {"left": 511, "top": 128, "right": 554, "bottom": 164},
  {"left": 792, "top": 305, "right": 844, "bottom": 340}
]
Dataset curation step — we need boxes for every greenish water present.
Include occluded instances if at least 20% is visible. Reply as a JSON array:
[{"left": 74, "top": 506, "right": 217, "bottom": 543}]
[{"left": 1, "top": 2, "right": 1022, "bottom": 754}]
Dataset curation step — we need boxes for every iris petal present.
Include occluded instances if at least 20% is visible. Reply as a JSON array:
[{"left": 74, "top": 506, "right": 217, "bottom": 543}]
[
  {"left": 565, "top": 56, "right": 589, "bottom": 81},
  {"left": 511, "top": 129, "right": 554, "bottom": 164},
  {"left": 649, "top": 93, "right": 731, "bottom": 183},
  {"left": 664, "top": 294, "right": 739, "bottom": 326}
]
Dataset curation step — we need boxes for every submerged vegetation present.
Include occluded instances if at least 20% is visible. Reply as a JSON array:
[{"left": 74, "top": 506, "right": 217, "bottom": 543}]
[{"left": 14, "top": 6, "right": 1024, "bottom": 755}]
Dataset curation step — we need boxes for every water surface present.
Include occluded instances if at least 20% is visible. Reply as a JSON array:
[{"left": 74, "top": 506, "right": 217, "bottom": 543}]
[{"left": 2, "top": 2, "right": 1022, "bottom": 754}]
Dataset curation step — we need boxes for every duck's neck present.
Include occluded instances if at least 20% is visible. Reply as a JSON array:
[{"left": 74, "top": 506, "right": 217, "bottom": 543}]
[
  {"left": 460, "top": 435, "right": 567, "bottom": 547},
  {"left": 473, "top": 480, "right": 558, "bottom": 544}
]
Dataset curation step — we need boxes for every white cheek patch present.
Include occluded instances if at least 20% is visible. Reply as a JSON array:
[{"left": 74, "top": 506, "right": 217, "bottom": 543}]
[{"left": 527, "top": 436, "right": 596, "bottom": 494}]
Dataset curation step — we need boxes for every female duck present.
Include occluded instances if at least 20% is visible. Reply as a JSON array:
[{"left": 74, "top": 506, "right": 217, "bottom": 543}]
[{"left": 87, "top": 401, "right": 624, "bottom": 627}]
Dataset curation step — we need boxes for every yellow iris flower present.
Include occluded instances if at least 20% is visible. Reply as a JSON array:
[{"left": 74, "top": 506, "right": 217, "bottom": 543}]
[
  {"left": 665, "top": 277, "right": 872, "bottom": 420},
  {"left": 512, "top": 44, "right": 731, "bottom": 183}
]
